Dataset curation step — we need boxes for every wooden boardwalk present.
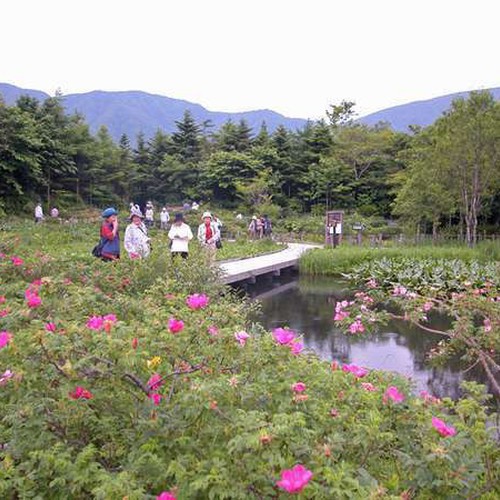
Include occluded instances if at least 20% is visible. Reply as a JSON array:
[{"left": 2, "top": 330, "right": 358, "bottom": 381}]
[{"left": 218, "top": 242, "right": 319, "bottom": 285}]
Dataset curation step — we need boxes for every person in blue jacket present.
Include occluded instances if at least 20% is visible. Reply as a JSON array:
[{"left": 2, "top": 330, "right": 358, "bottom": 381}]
[{"left": 100, "top": 207, "right": 120, "bottom": 261}]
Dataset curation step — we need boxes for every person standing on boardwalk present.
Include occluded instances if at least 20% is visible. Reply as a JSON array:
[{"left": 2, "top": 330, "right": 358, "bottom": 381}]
[
  {"left": 100, "top": 207, "right": 120, "bottom": 261},
  {"left": 124, "top": 213, "right": 151, "bottom": 259},
  {"left": 168, "top": 212, "right": 193, "bottom": 259}
]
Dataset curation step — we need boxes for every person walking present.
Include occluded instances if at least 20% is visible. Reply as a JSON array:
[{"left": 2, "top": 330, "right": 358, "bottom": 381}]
[
  {"left": 168, "top": 213, "right": 193, "bottom": 259},
  {"left": 124, "top": 213, "right": 151, "bottom": 259},
  {"left": 160, "top": 207, "right": 170, "bottom": 230},
  {"left": 100, "top": 207, "right": 120, "bottom": 261}
]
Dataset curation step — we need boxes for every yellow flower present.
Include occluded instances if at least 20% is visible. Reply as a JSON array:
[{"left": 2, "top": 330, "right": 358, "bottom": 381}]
[{"left": 147, "top": 356, "right": 162, "bottom": 369}]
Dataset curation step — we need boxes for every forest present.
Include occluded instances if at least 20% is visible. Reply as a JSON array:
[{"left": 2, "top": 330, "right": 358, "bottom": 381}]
[{"left": 1, "top": 91, "right": 499, "bottom": 245}]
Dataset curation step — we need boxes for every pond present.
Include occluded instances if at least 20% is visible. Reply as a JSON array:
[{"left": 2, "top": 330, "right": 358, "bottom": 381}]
[{"left": 247, "top": 273, "right": 489, "bottom": 400}]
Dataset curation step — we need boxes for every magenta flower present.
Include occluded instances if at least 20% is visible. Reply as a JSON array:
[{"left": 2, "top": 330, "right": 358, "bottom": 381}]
[
  {"left": 333, "top": 310, "right": 349, "bottom": 321},
  {"left": 186, "top": 293, "right": 209, "bottom": 310},
  {"left": 0, "top": 331, "right": 12, "bottom": 349},
  {"left": 45, "top": 322, "right": 57, "bottom": 333},
  {"left": 86, "top": 316, "right": 104, "bottom": 330},
  {"left": 11, "top": 256, "right": 24, "bottom": 266},
  {"left": 272, "top": 327, "right": 296, "bottom": 345},
  {"left": 149, "top": 393, "right": 162, "bottom": 406},
  {"left": 383, "top": 386, "right": 405, "bottom": 403},
  {"left": 0, "top": 309, "right": 9, "bottom": 318},
  {"left": 156, "top": 491, "right": 176, "bottom": 500},
  {"left": 276, "top": 464, "right": 313, "bottom": 494},
  {"left": 102, "top": 314, "right": 117, "bottom": 324},
  {"left": 234, "top": 330, "right": 250, "bottom": 346},
  {"left": 348, "top": 319, "right": 365, "bottom": 334},
  {"left": 432, "top": 416, "right": 456, "bottom": 437},
  {"left": 292, "top": 382, "right": 307, "bottom": 393},
  {"left": 69, "top": 386, "right": 93, "bottom": 400},
  {"left": 0, "top": 369, "right": 14, "bottom": 385},
  {"left": 168, "top": 318, "right": 185, "bottom": 334},
  {"left": 342, "top": 363, "right": 369, "bottom": 378},
  {"left": 27, "top": 294, "right": 42, "bottom": 308},
  {"left": 290, "top": 340, "right": 304, "bottom": 356},
  {"left": 0, "top": 296, "right": 5, "bottom": 304},
  {"left": 148, "top": 373, "right": 163, "bottom": 391}
]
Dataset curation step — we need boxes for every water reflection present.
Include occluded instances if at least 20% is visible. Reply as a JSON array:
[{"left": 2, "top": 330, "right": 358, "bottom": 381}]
[{"left": 248, "top": 274, "right": 488, "bottom": 400}]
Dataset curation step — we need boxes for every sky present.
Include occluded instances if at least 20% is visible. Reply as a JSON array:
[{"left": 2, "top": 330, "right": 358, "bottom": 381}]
[{"left": 2, "top": 0, "right": 499, "bottom": 120}]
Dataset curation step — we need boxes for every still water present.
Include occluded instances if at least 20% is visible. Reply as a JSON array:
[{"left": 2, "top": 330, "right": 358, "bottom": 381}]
[{"left": 248, "top": 273, "right": 488, "bottom": 400}]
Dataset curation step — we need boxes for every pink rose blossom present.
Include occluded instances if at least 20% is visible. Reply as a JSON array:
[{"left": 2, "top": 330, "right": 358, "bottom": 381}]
[
  {"left": 168, "top": 318, "right": 185, "bottom": 334},
  {"left": 348, "top": 319, "right": 365, "bottom": 334},
  {"left": 86, "top": 316, "right": 104, "bottom": 330},
  {"left": 27, "top": 294, "right": 42, "bottom": 308},
  {"left": 276, "top": 464, "right": 313, "bottom": 494},
  {"left": 330, "top": 408, "right": 339, "bottom": 417},
  {"left": 0, "top": 331, "right": 12, "bottom": 349},
  {"left": 0, "top": 296, "right": 5, "bottom": 304},
  {"left": 422, "top": 301, "right": 433, "bottom": 312},
  {"left": 132, "top": 337, "right": 138, "bottom": 349},
  {"left": 361, "top": 382, "right": 377, "bottom": 392},
  {"left": 69, "top": 386, "right": 93, "bottom": 400},
  {"left": 0, "top": 369, "right": 14, "bottom": 385},
  {"left": 272, "top": 327, "right": 296, "bottom": 345},
  {"left": 483, "top": 318, "right": 492, "bottom": 333},
  {"left": 342, "top": 363, "right": 369, "bottom": 378},
  {"left": 149, "top": 393, "right": 162, "bottom": 405},
  {"left": 392, "top": 285, "right": 408, "bottom": 297},
  {"left": 290, "top": 340, "right": 304, "bottom": 356},
  {"left": 186, "top": 293, "right": 209, "bottom": 310},
  {"left": 11, "top": 256, "right": 24, "bottom": 266},
  {"left": 432, "top": 416, "right": 456, "bottom": 437},
  {"left": 102, "top": 314, "right": 117, "bottom": 324},
  {"left": 292, "top": 382, "right": 307, "bottom": 393},
  {"left": 333, "top": 310, "right": 349, "bottom": 321},
  {"left": 156, "top": 491, "right": 176, "bottom": 500},
  {"left": 148, "top": 373, "right": 163, "bottom": 391},
  {"left": 0, "top": 309, "right": 9, "bottom": 318},
  {"left": 383, "top": 386, "right": 405, "bottom": 403},
  {"left": 45, "top": 322, "right": 57, "bottom": 333},
  {"left": 234, "top": 330, "right": 250, "bottom": 346},
  {"left": 207, "top": 325, "right": 219, "bottom": 336}
]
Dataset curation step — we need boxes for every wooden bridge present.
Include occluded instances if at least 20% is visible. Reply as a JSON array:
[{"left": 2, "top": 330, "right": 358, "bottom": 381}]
[{"left": 218, "top": 242, "right": 319, "bottom": 285}]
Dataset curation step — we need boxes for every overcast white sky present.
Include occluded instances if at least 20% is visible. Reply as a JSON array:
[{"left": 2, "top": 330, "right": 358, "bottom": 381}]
[{"left": 2, "top": 0, "right": 499, "bottom": 119}]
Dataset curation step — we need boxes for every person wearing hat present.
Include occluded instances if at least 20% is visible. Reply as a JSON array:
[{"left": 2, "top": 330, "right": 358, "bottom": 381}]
[
  {"left": 168, "top": 213, "right": 193, "bottom": 259},
  {"left": 197, "top": 211, "right": 220, "bottom": 261},
  {"left": 124, "top": 213, "right": 151, "bottom": 259},
  {"left": 100, "top": 207, "right": 120, "bottom": 261}
]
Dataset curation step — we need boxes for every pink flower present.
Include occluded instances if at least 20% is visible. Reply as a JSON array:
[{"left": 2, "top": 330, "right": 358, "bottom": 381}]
[
  {"left": 207, "top": 325, "right": 219, "bottom": 336},
  {"left": 367, "top": 278, "right": 378, "bottom": 289},
  {"left": 483, "top": 318, "right": 492, "bottom": 333},
  {"left": 276, "top": 464, "right": 313, "bottom": 494},
  {"left": 149, "top": 393, "right": 162, "bottom": 405},
  {"left": 102, "top": 314, "right": 117, "bottom": 324},
  {"left": 0, "top": 369, "right": 14, "bottom": 385},
  {"left": 290, "top": 340, "right": 304, "bottom": 356},
  {"left": 11, "top": 256, "right": 24, "bottom": 266},
  {"left": 348, "top": 319, "right": 365, "bottom": 334},
  {"left": 292, "top": 382, "right": 307, "bottom": 393},
  {"left": 148, "top": 373, "right": 163, "bottom": 391},
  {"left": 45, "top": 322, "right": 57, "bottom": 332},
  {"left": 422, "top": 301, "right": 433, "bottom": 312},
  {"left": 0, "top": 296, "right": 5, "bottom": 304},
  {"left": 272, "top": 327, "right": 296, "bottom": 345},
  {"left": 0, "top": 331, "right": 12, "bottom": 349},
  {"left": 186, "top": 293, "right": 209, "bottom": 310},
  {"left": 0, "top": 309, "right": 9, "bottom": 318},
  {"left": 361, "top": 382, "right": 377, "bottom": 392},
  {"left": 27, "top": 294, "right": 42, "bottom": 308},
  {"left": 69, "top": 386, "right": 93, "bottom": 400},
  {"left": 168, "top": 318, "right": 185, "bottom": 334},
  {"left": 432, "top": 416, "right": 456, "bottom": 437},
  {"left": 383, "top": 386, "right": 405, "bottom": 403},
  {"left": 333, "top": 310, "right": 349, "bottom": 321},
  {"left": 234, "top": 330, "right": 250, "bottom": 346},
  {"left": 86, "top": 316, "right": 104, "bottom": 330},
  {"left": 330, "top": 408, "right": 339, "bottom": 417},
  {"left": 132, "top": 337, "right": 139, "bottom": 349},
  {"left": 342, "top": 364, "right": 369, "bottom": 378},
  {"left": 392, "top": 285, "right": 408, "bottom": 297},
  {"left": 156, "top": 491, "right": 176, "bottom": 500}
]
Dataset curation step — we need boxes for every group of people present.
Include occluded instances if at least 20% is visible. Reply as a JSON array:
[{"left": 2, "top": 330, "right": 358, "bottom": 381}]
[
  {"left": 34, "top": 203, "right": 60, "bottom": 223},
  {"left": 97, "top": 207, "right": 222, "bottom": 262},
  {"left": 248, "top": 214, "right": 272, "bottom": 239}
]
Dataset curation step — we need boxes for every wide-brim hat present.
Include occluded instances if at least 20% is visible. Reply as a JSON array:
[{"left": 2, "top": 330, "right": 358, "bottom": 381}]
[
  {"left": 202, "top": 211, "right": 212, "bottom": 219},
  {"left": 129, "top": 212, "right": 144, "bottom": 221},
  {"left": 102, "top": 207, "right": 118, "bottom": 218}
]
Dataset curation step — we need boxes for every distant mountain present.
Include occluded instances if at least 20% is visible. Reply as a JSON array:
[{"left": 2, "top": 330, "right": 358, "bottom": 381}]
[
  {"left": 0, "top": 83, "right": 308, "bottom": 142},
  {"left": 359, "top": 87, "right": 500, "bottom": 131}
]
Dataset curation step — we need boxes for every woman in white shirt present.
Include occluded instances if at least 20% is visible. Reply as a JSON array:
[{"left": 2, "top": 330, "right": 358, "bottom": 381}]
[
  {"left": 124, "top": 213, "right": 151, "bottom": 259},
  {"left": 168, "top": 213, "right": 193, "bottom": 259}
]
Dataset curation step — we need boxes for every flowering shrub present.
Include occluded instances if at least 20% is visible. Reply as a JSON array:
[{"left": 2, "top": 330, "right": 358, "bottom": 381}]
[{"left": 0, "top": 225, "right": 498, "bottom": 498}]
